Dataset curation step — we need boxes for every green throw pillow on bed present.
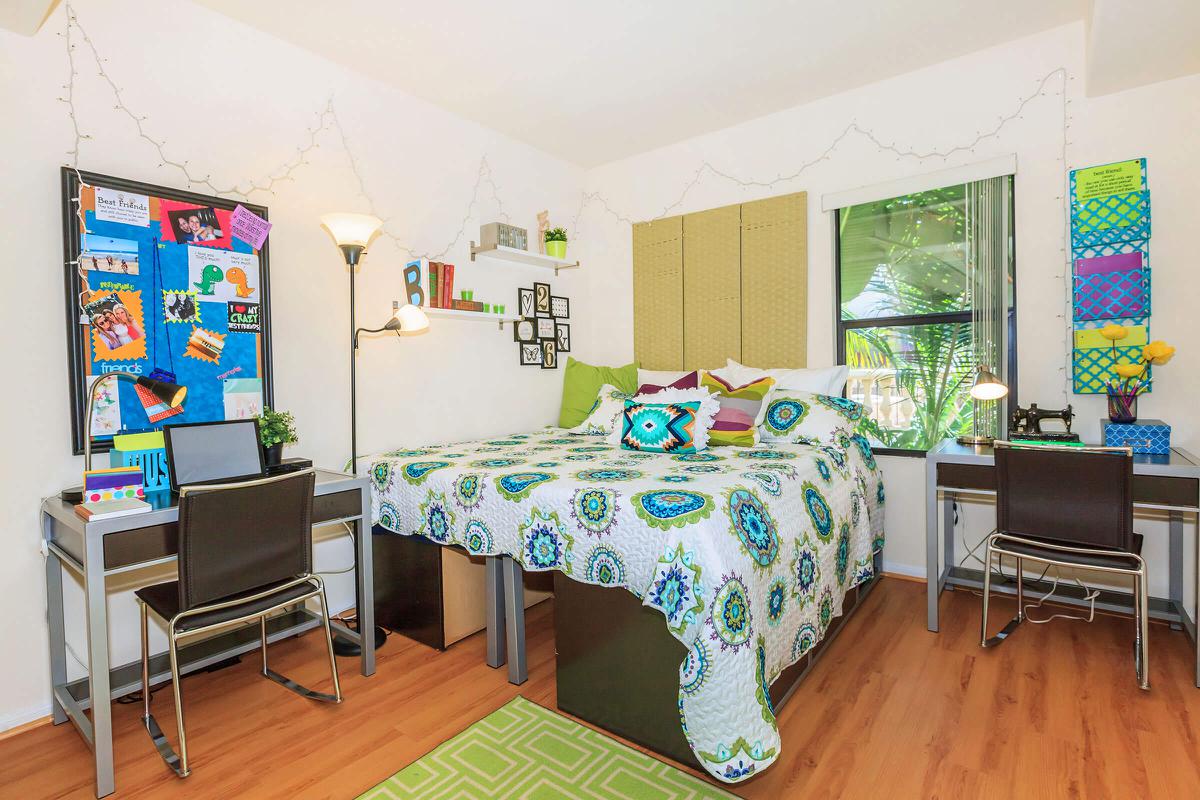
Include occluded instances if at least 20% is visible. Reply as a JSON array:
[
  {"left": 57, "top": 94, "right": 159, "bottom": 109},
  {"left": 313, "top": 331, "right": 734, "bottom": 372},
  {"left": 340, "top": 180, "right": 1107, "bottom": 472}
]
[{"left": 558, "top": 357, "right": 639, "bottom": 429}]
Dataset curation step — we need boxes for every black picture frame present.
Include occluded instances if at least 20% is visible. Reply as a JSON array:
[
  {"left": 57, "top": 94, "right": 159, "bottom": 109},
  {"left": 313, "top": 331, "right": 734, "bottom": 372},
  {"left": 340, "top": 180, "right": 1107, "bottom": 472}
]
[
  {"left": 517, "top": 287, "right": 535, "bottom": 318},
  {"left": 61, "top": 167, "right": 274, "bottom": 455},
  {"left": 555, "top": 322, "right": 571, "bottom": 353},
  {"left": 513, "top": 317, "right": 536, "bottom": 343},
  {"left": 519, "top": 342, "right": 543, "bottom": 366},
  {"left": 550, "top": 295, "right": 570, "bottom": 318},
  {"left": 541, "top": 338, "right": 558, "bottom": 369},
  {"left": 533, "top": 281, "right": 552, "bottom": 316},
  {"left": 536, "top": 317, "right": 556, "bottom": 339}
]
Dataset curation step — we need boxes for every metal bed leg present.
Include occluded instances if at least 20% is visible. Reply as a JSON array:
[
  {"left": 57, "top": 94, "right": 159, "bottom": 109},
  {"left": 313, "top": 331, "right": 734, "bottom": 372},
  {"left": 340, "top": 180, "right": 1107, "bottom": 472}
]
[
  {"left": 501, "top": 556, "right": 527, "bottom": 685},
  {"left": 485, "top": 556, "right": 506, "bottom": 669}
]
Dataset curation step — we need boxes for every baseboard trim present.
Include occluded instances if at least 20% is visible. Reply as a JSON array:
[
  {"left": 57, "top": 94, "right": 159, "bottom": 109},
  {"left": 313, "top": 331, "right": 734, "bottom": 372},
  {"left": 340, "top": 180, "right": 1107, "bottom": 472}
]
[
  {"left": 882, "top": 570, "right": 926, "bottom": 584},
  {"left": 881, "top": 561, "right": 926, "bottom": 582},
  {"left": 0, "top": 708, "right": 52, "bottom": 740}
]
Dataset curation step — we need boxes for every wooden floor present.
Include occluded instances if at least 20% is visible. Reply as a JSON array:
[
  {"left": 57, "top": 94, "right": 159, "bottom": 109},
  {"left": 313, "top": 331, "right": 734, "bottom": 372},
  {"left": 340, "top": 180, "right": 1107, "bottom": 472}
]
[{"left": 3, "top": 578, "right": 1199, "bottom": 799}]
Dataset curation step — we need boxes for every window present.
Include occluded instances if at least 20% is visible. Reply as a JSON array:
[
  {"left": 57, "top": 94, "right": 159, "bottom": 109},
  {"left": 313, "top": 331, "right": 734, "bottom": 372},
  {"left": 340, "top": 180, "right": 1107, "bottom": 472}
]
[{"left": 835, "top": 178, "right": 1015, "bottom": 454}]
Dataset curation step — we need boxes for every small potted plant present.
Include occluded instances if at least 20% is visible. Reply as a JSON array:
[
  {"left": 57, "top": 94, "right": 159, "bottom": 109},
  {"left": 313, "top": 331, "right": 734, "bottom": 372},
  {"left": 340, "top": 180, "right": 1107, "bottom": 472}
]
[
  {"left": 1100, "top": 323, "right": 1175, "bottom": 423},
  {"left": 544, "top": 227, "right": 568, "bottom": 259},
  {"left": 257, "top": 407, "right": 298, "bottom": 466}
]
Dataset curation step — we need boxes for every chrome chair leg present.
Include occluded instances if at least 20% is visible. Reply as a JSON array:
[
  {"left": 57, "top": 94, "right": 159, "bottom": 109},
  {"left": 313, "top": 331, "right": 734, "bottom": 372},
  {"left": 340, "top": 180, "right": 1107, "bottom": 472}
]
[
  {"left": 139, "top": 605, "right": 189, "bottom": 778},
  {"left": 980, "top": 538, "right": 993, "bottom": 646},
  {"left": 982, "top": 545, "right": 1024, "bottom": 648},
  {"left": 261, "top": 615, "right": 269, "bottom": 676},
  {"left": 1136, "top": 568, "right": 1150, "bottom": 690},
  {"left": 259, "top": 587, "right": 341, "bottom": 703},
  {"left": 168, "top": 632, "right": 190, "bottom": 777}
]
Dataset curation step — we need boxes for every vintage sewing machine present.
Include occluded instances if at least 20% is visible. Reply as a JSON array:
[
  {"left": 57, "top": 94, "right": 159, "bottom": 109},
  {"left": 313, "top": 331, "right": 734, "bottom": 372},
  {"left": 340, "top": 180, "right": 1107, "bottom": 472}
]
[{"left": 1008, "top": 403, "right": 1081, "bottom": 443}]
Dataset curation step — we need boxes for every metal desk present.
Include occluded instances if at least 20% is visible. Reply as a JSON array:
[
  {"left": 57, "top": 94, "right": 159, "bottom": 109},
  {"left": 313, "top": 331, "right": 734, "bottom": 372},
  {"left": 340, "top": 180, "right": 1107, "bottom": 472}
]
[
  {"left": 41, "top": 468, "right": 374, "bottom": 798},
  {"left": 925, "top": 439, "right": 1200, "bottom": 687}
]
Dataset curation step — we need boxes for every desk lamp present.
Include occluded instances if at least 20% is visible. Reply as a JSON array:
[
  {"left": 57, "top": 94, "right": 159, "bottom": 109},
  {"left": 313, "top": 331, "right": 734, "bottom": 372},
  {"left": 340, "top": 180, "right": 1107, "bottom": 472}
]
[
  {"left": 957, "top": 364, "right": 1008, "bottom": 446},
  {"left": 62, "top": 372, "right": 187, "bottom": 501},
  {"left": 322, "top": 212, "right": 429, "bottom": 656}
]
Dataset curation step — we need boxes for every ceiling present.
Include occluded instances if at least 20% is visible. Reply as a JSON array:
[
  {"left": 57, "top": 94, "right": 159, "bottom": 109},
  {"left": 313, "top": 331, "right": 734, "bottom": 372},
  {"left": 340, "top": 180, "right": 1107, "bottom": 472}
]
[{"left": 192, "top": 0, "right": 1088, "bottom": 166}]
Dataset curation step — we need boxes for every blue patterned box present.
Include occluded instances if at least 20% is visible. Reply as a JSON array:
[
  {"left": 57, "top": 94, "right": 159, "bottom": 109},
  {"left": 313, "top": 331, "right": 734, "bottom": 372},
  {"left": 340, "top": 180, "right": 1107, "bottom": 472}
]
[{"left": 1102, "top": 418, "right": 1171, "bottom": 455}]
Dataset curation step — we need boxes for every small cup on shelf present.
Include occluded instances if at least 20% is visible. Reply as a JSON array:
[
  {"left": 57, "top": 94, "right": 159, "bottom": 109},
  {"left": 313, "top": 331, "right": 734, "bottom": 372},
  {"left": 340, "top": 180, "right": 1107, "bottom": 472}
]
[{"left": 482, "top": 303, "right": 491, "bottom": 313}]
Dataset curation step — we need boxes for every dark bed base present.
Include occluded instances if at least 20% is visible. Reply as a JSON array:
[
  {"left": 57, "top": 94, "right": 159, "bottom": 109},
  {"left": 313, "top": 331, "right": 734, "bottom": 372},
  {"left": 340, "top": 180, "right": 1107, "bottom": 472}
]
[{"left": 554, "top": 549, "right": 883, "bottom": 768}]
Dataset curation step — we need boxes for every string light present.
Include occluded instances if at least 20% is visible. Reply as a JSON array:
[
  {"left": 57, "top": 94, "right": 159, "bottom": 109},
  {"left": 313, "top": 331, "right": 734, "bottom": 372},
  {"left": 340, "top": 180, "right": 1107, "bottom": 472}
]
[{"left": 58, "top": 0, "right": 1075, "bottom": 394}]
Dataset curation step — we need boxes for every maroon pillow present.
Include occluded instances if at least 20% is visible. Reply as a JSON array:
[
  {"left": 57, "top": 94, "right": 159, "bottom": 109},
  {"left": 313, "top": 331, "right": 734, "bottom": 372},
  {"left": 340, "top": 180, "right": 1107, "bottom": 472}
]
[{"left": 636, "top": 370, "right": 699, "bottom": 395}]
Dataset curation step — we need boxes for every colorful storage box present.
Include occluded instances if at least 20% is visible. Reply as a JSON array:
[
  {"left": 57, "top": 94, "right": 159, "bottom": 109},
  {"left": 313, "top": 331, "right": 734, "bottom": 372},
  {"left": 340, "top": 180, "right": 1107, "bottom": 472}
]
[
  {"left": 108, "top": 431, "right": 171, "bottom": 491},
  {"left": 1101, "top": 418, "right": 1171, "bottom": 455}
]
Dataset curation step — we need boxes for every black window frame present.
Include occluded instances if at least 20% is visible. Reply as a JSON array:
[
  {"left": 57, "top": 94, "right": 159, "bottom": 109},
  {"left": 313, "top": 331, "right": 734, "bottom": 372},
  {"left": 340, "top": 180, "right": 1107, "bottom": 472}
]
[{"left": 832, "top": 182, "right": 1018, "bottom": 458}]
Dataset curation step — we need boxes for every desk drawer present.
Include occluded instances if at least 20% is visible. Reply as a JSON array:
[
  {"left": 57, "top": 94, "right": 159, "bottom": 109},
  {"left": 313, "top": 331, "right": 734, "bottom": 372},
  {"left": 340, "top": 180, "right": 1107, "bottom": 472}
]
[
  {"left": 1133, "top": 475, "right": 1199, "bottom": 509},
  {"left": 937, "top": 463, "right": 995, "bottom": 492},
  {"left": 99, "top": 489, "right": 365, "bottom": 571}
]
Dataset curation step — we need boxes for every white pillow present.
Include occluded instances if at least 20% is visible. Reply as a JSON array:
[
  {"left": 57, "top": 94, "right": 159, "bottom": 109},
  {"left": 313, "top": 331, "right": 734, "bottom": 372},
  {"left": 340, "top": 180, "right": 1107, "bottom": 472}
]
[
  {"left": 607, "top": 388, "right": 720, "bottom": 449},
  {"left": 569, "top": 384, "right": 633, "bottom": 435},
  {"left": 637, "top": 368, "right": 692, "bottom": 388},
  {"left": 716, "top": 358, "right": 849, "bottom": 395}
]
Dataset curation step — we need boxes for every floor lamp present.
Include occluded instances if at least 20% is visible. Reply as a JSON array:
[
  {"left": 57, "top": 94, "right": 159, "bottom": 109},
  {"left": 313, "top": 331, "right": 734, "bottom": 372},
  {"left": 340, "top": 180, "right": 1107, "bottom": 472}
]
[{"left": 321, "top": 212, "right": 430, "bottom": 656}]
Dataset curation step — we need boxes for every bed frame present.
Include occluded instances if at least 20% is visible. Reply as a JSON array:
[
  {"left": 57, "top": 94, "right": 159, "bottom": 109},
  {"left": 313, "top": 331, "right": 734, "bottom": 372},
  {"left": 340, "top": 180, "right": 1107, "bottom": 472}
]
[{"left": 553, "top": 549, "right": 883, "bottom": 767}]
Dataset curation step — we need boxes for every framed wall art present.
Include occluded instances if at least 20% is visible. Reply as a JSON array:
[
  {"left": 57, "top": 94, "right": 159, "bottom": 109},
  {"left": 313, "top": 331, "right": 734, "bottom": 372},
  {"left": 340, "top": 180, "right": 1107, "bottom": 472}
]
[
  {"left": 520, "top": 342, "right": 543, "bottom": 366},
  {"left": 513, "top": 317, "right": 536, "bottom": 343},
  {"left": 541, "top": 339, "right": 558, "bottom": 369},
  {"left": 551, "top": 295, "right": 570, "bottom": 318},
  {"left": 556, "top": 322, "right": 571, "bottom": 353},
  {"left": 518, "top": 287, "right": 535, "bottom": 318},
  {"left": 61, "top": 168, "right": 273, "bottom": 454},
  {"left": 534, "top": 282, "right": 551, "bottom": 315},
  {"left": 536, "top": 317, "right": 556, "bottom": 339}
]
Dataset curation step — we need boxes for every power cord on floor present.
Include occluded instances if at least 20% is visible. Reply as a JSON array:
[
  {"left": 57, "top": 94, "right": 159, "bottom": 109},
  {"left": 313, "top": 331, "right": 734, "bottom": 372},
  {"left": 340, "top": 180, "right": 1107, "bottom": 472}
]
[{"left": 956, "top": 503, "right": 1099, "bottom": 625}]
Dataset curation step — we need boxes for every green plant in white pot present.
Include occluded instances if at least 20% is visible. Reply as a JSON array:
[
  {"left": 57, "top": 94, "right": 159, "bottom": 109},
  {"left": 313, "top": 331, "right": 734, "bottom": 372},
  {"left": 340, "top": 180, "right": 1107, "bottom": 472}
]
[
  {"left": 257, "top": 407, "right": 298, "bottom": 466},
  {"left": 544, "top": 227, "right": 568, "bottom": 259}
]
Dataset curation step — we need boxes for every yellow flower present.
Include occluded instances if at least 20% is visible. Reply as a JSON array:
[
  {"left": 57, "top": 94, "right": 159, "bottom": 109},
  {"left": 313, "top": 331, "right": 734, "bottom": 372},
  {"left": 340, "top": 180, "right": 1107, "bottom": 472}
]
[
  {"left": 1143, "top": 340, "right": 1176, "bottom": 366},
  {"left": 1113, "top": 362, "right": 1144, "bottom": 379},
  {"left": 1100, "top": 323, "right": 1128, "bottom": 341}
]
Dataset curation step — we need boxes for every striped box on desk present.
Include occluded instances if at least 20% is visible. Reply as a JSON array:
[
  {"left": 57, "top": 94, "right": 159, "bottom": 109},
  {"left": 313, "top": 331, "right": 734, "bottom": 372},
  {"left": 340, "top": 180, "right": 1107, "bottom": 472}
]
[
  {"left": 1102, "top": 418, "right": 1171, "bottom": 455},
  {"left": 108, "top": 431, "right": 170, "bottom": 492}
]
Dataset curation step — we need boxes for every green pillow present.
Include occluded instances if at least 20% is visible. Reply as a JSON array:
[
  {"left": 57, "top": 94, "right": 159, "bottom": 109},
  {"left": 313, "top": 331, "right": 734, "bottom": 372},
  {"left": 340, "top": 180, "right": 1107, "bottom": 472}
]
[{"left": 558, "top": 357, "right": 639, "bottom": 428}]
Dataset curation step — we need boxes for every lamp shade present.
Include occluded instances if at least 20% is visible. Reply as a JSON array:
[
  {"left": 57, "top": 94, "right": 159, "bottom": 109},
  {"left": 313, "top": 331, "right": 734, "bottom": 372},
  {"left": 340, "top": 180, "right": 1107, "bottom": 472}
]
[
  {"left": 135, "top": 376, "right": 187, "bottom": 407},
  {"left": 320, "top": 213, "right": 383, "bottom": 248},
  {"left": 968, "top": 366, "right": 1008, "bottom": 401},
  {"left": 386, "top": 303, "right": 430, "bottom": 336}
]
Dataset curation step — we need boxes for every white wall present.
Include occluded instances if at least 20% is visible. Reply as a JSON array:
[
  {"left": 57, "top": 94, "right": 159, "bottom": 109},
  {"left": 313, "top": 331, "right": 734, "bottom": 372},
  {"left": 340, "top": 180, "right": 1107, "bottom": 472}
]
[
  {"left": 576, "top": 23, "right": 1199, "bottom": 597},
  {"left": 0, "top": 0, "right": 587, "bottom": 731}
]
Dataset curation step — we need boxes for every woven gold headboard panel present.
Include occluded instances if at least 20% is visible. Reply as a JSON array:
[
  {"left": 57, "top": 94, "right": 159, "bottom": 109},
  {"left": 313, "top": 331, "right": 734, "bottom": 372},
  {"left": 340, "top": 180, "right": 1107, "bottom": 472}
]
[
  {"left": 742, "top": 192, "right": 807, "bottom": 368},
  {"left": 632, "top": 216, "right": 684, "bottom": 371},
  {"left": 683, "top": 204, "right": 741, "bottom": 370},
  {"left": 632, "top": 191, "right": 807, "bottom": 371}
]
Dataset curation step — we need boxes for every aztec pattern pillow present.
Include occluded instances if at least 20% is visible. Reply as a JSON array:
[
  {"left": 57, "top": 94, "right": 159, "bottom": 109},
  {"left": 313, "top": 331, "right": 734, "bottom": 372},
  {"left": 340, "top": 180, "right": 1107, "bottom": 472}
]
[
  {"left": 606, "top": 387, "right": 719, "bottom": 453},
  {"left": 699, "top": 372, "right": 776, "bottom": 447},
  {"left": 760, "top": 390, "right": 865, "bottom": 445},
  {"left": 569, "top": 384, "right": 633, "bottom": 435}
]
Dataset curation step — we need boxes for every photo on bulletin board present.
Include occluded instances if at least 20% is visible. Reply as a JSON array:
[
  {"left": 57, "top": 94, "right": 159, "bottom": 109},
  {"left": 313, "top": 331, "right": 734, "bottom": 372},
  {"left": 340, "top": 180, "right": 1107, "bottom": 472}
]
[{"left": 61, "top": 168, "right": 273, "bottom": 455}]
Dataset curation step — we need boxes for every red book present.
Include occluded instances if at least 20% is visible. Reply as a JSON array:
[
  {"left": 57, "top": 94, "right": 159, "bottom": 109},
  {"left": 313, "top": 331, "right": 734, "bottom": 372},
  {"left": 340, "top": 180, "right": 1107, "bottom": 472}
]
[{"left": 442, "top": 264, "right": 455, "bottom": 308}]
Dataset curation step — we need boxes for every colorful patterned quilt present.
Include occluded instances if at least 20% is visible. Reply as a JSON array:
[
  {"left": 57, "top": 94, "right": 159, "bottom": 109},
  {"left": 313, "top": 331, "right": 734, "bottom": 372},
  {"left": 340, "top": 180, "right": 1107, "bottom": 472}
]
[{"left": 368, "top": 429, "right": 885, "bottom": 783}]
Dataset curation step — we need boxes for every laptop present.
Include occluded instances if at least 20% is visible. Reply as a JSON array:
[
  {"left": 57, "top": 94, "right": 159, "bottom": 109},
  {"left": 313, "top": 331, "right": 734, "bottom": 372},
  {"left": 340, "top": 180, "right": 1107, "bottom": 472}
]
[{"left": 163, "top": 419, "right": 266, "bottom": 493}]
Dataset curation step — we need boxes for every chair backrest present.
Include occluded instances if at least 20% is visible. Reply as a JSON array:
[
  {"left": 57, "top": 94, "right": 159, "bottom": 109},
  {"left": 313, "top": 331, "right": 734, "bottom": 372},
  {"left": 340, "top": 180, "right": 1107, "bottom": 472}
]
[
  {"left": 176, "top": 469, "right": 316, "bottom": 612},
  {"left": 994, "top": 442, "right": 1133, "bottom": 552}
]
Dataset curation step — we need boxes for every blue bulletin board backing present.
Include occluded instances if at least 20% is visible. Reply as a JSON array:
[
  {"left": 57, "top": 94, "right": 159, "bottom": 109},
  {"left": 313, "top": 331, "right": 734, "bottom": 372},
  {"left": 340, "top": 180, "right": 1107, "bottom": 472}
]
[{"left": 62, "top": 168, "right": 274, "bottom": 455}]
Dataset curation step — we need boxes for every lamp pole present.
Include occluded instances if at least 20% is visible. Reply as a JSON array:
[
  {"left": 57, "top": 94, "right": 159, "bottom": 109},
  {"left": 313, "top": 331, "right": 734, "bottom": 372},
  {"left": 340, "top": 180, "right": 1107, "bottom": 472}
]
[{"left": 343, "top": 243, "right": 364, "bottom": 475}]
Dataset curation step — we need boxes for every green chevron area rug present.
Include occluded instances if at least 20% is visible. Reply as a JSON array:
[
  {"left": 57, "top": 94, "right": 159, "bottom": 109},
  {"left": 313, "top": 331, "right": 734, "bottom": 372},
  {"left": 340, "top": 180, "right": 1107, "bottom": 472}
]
[{"left": 357, "top": 696, "right": 738, "bottom": 799}]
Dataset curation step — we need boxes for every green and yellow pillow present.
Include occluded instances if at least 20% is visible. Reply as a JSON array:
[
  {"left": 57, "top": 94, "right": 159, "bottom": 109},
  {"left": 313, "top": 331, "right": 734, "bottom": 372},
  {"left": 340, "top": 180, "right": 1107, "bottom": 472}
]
[
  {"left": 558, "top": 357, "right": 639, "bottom": 429},
  {"left": 699, "top": 372, "right": 775, "bottom": 447}
]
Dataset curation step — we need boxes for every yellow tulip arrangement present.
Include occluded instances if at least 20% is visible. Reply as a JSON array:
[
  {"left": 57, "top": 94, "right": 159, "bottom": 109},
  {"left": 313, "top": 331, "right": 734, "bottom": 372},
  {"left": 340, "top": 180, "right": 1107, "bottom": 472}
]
[{"left": 1101, "top": 325, "right": 1175, "bottom": 416}]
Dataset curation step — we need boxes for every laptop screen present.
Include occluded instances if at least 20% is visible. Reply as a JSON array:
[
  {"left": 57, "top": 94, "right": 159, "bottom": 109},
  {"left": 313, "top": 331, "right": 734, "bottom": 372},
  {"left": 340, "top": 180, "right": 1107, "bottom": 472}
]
[{"left": 164, "top": 420, "right": 265, "bottom": 490}]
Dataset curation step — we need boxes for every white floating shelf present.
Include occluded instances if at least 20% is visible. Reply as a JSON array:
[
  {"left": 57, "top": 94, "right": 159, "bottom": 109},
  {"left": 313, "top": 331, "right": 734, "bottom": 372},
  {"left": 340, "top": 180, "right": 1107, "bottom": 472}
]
[
  {"left": 469, "top": 240, "right": 580, "bottom": 274},
  {"left": 422, "top": 306, "right": 521, "bottom": 330}
]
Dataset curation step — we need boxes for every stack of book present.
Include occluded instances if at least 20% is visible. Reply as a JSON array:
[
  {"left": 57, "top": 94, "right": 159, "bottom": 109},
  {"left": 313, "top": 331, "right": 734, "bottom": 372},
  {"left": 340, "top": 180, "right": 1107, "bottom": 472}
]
[{"left": 428, "top": 262, "right": 486, "bottom": 312}]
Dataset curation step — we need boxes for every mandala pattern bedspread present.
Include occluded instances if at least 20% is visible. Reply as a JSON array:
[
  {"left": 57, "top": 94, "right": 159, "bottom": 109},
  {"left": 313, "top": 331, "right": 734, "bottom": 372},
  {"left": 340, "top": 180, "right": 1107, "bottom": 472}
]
[{"left": 369, "top": 429, "right": 885, "bottom": 783}]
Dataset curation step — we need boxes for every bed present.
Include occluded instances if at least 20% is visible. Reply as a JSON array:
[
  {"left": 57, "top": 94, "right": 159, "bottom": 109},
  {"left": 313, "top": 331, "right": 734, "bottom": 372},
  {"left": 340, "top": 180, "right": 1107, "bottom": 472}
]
[{"left": 369, "top": 428, "right": 885, "bottom": 784}]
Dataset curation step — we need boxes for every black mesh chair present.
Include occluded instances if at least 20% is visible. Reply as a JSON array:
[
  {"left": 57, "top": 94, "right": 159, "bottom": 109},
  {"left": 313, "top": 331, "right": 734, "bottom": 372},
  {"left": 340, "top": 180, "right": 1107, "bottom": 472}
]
[
  {"left": 136, "top": 469, "right": 341, "bottom": 778},
  {"left": 980, "top": 442, "right": 1149, "bottom": 689}
]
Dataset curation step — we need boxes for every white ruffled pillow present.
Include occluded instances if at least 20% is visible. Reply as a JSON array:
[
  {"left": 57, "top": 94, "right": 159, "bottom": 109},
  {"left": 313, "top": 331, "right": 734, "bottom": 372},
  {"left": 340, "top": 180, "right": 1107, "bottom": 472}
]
[
  {"left": 569, "top": 384, "right": 634, "bottom": 435},
  {"left": 714, "top": 358, "right": 849, "bottom": 395},
  {"left": 607, "top": 388, "right": 720, "bottom": 451}
]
